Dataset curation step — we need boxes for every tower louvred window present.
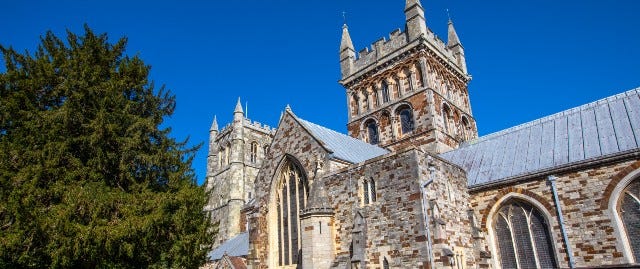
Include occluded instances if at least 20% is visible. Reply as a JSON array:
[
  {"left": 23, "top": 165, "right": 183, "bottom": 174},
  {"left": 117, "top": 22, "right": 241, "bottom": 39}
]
[
  {"left": 398, "top": 106, "right": 415, "bottom": 134},
  {"left": 382, "top": 81, "right": 390, "bottom": 103},
  {"left": 365, "top": 119, "right": 379, "bottom": 145}
]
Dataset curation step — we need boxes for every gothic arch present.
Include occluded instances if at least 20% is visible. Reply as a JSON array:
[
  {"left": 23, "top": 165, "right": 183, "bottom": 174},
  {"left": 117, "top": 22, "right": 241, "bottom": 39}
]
[
  {"left": 267, "top": 155, "right": 310, "bottom": 268},
  {"left": 607, "top": 166, "right": 640, "bottom": 263},
  {"left": 486, "top": 192, "right": 560, "bottom": 269},
  {"left": 362, "top": 118, "right": 380, "bottom": 145},
  {"left": 394, "top": 102, "right": 415, "bottom": 136},
  {"left": 442, "top": 103, "right": 452, "bottom": 134}
]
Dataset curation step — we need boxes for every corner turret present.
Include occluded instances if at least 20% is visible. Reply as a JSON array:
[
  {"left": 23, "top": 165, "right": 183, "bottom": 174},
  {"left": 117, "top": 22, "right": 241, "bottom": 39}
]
[
  {"left": 340, "top": 24, "right": 356, "bottom": 78},
  {"left": 405, "top": 0, "right": 427, "bottom": 41},
  {"left": 447, "top": 19, "right": 467, "bottom": 74},
  {"left": 301, "top": 179, "right": 335, "bottom": 269}
]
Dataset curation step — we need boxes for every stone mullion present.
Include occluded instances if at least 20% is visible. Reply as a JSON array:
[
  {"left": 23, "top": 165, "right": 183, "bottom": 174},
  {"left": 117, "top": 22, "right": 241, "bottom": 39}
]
[
  {"left": 505, "top": 209, "right": 521, "bottom": 269},
  {"left": 294, "top": 169, "right": 301, "bottom": 259},
  {"left": 285, "top": 170, "right": 293, "bottom": 265},
  {"left": 278, "top": 191, "right": 284, "bottom": 266},
  {"left": 626, "top": 191, "right": 640, "bottom": 204},
  {"left": 524, "top": 208, "right": 542, "bottom": 269}
]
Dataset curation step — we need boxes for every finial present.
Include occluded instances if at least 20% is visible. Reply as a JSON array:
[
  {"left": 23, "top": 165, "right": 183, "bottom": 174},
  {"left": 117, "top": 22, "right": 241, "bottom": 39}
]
[
  {"left": 285, "top": 104, "right": 291, "bottom": 112},
  {"left": 342, "top": 11, "right": 347, "bottom": 26},
  {"left": 234, "top": 97, "right": 243, "bottom": 114},
  {"left": 446, "top": 8, "right": 452, "bottom": 22},
  {"left": 210, "top": 115, "right": 219, "bottom": 131}
]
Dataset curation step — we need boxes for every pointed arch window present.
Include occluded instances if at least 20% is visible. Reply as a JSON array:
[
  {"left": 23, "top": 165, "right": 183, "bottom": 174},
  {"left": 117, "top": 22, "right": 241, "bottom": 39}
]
[
  {"left": 218, "top": 147, "right": 224, "bottom": 167},
  {"left": 383, "top": 257, "right": 390, "bottom": 269},
  {"left": 276, "top": 160, "right": 309, "bottom": 266},
  {"left": 461, "top": 116, "right": 470, "bottom": 141},
  {"left": 442, "top": 104, "right": 452, "bottom": 134},
  {"left": 363, "top": 91, "right": 370, "bottom": 111},
  {"left": 224, "top": 146, "right": 230, "bottom": 165},
  {"left": 619, "top": 178, "right": 640, "bottom": 261},
  {"left": 362, "top": 178, "right": 377, "bottom": 205},
  {"left": 365, "top": 119, "right": 379, "bottom": 145},
  {"left": 381, "top": 81, "right": 390, "bottom": 103},
  {"left": 250, "top": 142, "right": 258, "bottom": 163},
  {"left": 415, "top": 65, "right": 424, "bottom": 88},
  {"left": 398, "top": 106, "right": 415, "bottom": 135},
  {"left": 493, "top": 200, "right": 557, "bottom": 269},
  {"left": 352, "top": 93, "right": 360, "bottom": 116}
]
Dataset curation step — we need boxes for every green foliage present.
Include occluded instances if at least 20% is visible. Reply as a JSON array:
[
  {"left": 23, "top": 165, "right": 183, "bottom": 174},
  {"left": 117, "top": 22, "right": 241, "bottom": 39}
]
[{"left": 0, "top": 25, "right": 213, "bottom": 268}]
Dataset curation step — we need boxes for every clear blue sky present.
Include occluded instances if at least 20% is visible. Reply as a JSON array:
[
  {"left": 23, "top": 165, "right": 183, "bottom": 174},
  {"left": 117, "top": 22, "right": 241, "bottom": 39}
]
[{"left": 2, "top": 0, "right": 639, "bottom": 185}]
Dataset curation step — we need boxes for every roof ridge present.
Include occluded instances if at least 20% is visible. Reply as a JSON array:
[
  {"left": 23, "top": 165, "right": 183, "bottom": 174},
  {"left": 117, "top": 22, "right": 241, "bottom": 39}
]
[{"left": 465, "top": 87, "right": 640, "bottom": 146}]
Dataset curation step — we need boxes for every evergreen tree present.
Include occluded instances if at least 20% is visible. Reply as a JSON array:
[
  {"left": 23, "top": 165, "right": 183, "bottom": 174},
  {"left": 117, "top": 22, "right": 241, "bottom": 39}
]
[{"left": 0, "top": 25, "right": 213, "bottom": 268}]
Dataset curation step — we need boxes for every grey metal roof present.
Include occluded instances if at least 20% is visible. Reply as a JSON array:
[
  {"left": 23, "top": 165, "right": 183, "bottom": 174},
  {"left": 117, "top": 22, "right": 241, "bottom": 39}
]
[
  {"left": 208, "top": 232, "right": 249, "bottom": 260},
  {"left": 440, "top": 88, "right": 640, "bottom": 187},
  {"left": 296, "top": 117, "right": 389, "bottom": 163}
]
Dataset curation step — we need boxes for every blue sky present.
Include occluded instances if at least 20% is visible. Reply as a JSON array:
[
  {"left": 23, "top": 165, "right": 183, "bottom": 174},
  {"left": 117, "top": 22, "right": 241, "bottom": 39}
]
[{"left": 2, "top": 0, "right": 639, "bottom": 185}]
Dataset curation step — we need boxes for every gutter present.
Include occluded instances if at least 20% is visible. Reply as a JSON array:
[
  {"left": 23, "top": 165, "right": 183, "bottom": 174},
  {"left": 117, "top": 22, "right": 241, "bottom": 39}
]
[{"left": 548, "top": 175, "right": 575, "bottom": 269}]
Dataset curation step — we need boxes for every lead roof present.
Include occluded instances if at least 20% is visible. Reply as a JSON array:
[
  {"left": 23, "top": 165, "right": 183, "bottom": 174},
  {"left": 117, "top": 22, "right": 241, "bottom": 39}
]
[{"left": 440, "top": 88, "right": 640, "bottom": 187}]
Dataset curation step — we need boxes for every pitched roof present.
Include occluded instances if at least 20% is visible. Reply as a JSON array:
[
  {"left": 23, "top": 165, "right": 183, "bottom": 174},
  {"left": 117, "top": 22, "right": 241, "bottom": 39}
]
[
  {"left": 208, "top": 232, "right": 249, "bottom": 261},
  {"left": 440, "top": 88, "right": 640, "bottom": 187},
  {"left": 294, "top": 116, "right": 389, "bottom": 163}
]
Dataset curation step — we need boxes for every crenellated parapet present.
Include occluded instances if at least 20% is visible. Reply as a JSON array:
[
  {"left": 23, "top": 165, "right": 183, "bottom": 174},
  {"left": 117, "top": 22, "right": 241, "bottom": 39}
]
[{"left": 352, "top": 27, "right": 459, "bottom": 75}]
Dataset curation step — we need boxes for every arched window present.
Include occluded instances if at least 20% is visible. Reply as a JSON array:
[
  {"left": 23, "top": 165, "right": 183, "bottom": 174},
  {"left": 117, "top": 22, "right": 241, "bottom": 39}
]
[
  {"left": 381, "top": 81, "right": 390, "bottom": 103},
  {"left": 352, "top": 93, "right": 360, "bottom": 116},
  {"left": 372, "top": 88, "right": 379, "bottom": 108},
  {"left": 394, "top": 77, "right": 402, "bottom": 97},
  {"left": 398, "top": 106, "right": 415, "bottom": 135},
  {"left": 494, "top": 200, "right": 557, "bottom": 269},
  {"left": 250, "top": 142, "right": 258, "bottom": 163},
  {"left": 363, "top": 91, "right": 370, "bottom": 111},
  {"left": 225, "top": 146, "right": 230, "bottom": 165},
  {"left": 461, "top": 117, "right": 470, "bottom": 141},
  {"left": 276, "top": 161, "right": 308, "bottom": 266},
  {"left": 619, "top": 178, "right": 640, "bottom": 261},
  {"left": 362, "top": 178, "right": 377, "bottom": 204},
  {"left": 415, "top": 65, "right": 424, "bottom": 88},
  {"left": 442, "top": 104, "right": 451, "bottom": 134},
  {"left": 365, "top": 119, "right": 379, "bottom": 145},
  {"left": 383, "top": 257, "right": 390, "bottom": 269},
  {"left": 404, "top": 68, "right": 414, "bottom": 92},
  {"left": 218, "top": 147, "right": 224, "bottom": 167}
]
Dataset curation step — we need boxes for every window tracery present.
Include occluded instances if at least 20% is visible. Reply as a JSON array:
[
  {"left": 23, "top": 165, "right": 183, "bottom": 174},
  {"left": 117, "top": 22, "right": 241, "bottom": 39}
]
[
  {"left": 276, "top": 161, "right": 308, "bottom": 266},
  {"left": 494, "top": 200, "right": 557, "bottom": 269},
  {"left": 619, "top": 178, "right": 640, "bottom": 261}
]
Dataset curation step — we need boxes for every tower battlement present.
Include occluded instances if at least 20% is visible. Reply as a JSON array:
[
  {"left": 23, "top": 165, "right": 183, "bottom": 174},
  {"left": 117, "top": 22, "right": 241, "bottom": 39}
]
[
  {"left": 218, "top": 118, "right": 276, "bottom": 135},
  {"left": 351, "top": 27, "right": 458, "bottom": 75}
]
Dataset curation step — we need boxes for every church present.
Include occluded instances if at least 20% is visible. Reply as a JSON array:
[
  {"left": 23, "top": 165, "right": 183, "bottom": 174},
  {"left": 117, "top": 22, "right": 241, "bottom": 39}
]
[{"left": 203, "top": 1, "right": 640, "bottom": 268}]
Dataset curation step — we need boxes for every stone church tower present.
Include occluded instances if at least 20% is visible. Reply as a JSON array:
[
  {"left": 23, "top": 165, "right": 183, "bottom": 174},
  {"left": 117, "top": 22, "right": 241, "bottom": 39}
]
[
  {"left": 340, "top": 0, "right": 477, "bottom": 154},
  {"left": 204, "top": 98, "right": 275, "bottom": 247}
]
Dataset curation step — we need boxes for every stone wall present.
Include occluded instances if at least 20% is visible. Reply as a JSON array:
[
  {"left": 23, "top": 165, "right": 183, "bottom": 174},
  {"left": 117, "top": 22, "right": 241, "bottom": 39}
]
[
  {"left": 469, "top": 159, "right": 640, "bottom": 268},
  {"left": 248, "top": 111, "right": 332, "bottom": 268}
]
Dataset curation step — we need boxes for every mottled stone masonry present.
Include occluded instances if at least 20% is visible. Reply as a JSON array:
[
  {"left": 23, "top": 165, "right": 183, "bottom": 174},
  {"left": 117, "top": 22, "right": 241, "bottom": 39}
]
[
  {"left": 470, "top": 158, "right": 640, "bottom": 268},
  {"left": 249, "top": 111, "right": 333, "bottom": 268}
]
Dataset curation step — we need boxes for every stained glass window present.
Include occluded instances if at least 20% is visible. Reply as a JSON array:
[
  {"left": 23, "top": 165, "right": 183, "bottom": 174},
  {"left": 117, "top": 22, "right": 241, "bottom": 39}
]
[
  {"left": 620, "top": 178, "right": 640, "bottom": 262},
  {"left": 277, "top": 161, "right": 308, "bottom": 266},
  {"left": 494, "top": 200, "right": 557, "bottom": 269}
]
